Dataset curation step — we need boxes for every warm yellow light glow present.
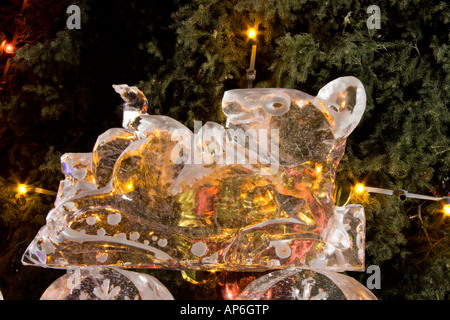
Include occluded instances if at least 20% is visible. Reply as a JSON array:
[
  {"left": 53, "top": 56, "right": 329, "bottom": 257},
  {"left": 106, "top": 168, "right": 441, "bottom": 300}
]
[
  {"left": 4, "top": 43, "right": 14, "bottom": 54},
  {"left": 354, "top": 183, "right": 365, "bottom": 194},
  {"left": 298, "top": 212, "right": 314, "bottom": 225},
  {"left": 248, "top": 28, "right": 257, "bottom": 39},
  {"left": 444, "top": 204, "right": 450, "bottom": 216},
  {"left": 254, "top": 195, "right": 267, "bottom": 205},
  {"left": 315, "top": 164, "right": 323, "bottom": 173},
  {"left": 18, "top": 184, "right": 27, "bottom": 194},
  {"left": 126, "top": 182, "right": 134, "bottom": 191}
]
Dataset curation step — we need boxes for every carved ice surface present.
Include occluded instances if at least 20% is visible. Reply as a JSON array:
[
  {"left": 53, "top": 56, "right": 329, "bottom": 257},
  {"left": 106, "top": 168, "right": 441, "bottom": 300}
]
[
  {"left": 40, "top": 267, "right": 174, "bottom": 300},
  {"left": 235, "top": 267, "right": 377, "bottom": 300},
  {"left": 23, "top": 76, "right": 367, "bottom": 272},
  {"left": 55, "top": 153, "right": 97, "bottom": 207}
]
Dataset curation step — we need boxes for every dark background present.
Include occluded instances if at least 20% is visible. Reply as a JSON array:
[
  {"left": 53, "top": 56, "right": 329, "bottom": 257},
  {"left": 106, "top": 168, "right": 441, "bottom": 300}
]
[{"left": 0, "top": 0, "right": 448, "bottom": 300}]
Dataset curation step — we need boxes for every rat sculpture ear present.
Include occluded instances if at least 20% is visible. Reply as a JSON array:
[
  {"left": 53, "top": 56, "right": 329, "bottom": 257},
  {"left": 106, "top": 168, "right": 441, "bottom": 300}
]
[{"left": 316, "top": 76, "right": 367, "bottom": 139}]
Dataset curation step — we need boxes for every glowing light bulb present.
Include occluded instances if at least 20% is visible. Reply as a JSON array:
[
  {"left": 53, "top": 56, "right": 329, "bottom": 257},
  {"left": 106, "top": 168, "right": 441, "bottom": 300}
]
[
  {"left": 247, "top": 28, "right": 257, "bottom": 39},
  {"left": 315, "top": 164, "right": 323, "bottom": 173},
  {"left": 354, "top": 183, "right": 365, "bottom": 194},
  {"left": 444, "top": 204, "right": 450, "bottom": 216},
  {"left": 4, "top": 43, "right": 14, "bottom": 54},
  {"left": 18, "top": 184, "right": 27, "bottom": 194}
]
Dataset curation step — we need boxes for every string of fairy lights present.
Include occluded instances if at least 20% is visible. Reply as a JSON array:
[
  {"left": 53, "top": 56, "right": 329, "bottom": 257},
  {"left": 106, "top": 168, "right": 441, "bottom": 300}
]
[
  {"left": 353, "top": 183, "right": 450, "bottom": 215},
  {"left": 11, "top": 26, "right": 450, "bottom": 219},
  {"left": 6, "top": 26, "right": 448, "bottom": 295},
  {"left": 14, "top": 180, "right": 450, "bottom": 213}
]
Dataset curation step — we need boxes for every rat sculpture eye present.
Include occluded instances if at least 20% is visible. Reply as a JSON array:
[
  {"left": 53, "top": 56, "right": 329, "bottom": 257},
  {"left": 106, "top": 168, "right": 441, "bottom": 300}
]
[{"left": 262, "top": 93, "right": 291, "bottom": 116}]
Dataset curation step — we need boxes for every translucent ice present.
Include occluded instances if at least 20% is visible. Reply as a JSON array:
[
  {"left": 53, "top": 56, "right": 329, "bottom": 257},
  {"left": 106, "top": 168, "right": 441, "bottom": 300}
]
[
  {"left": 23, "top": 77, "right": 367, "bottom": 272},
  {"left": 40, "top": 267, "right": 173, "bottom": 300},
  {"left": 235, "top": 267, "right": 377, "bottom": 300},
  {"left": 54, "top": 153, "right": 97, "bottom": 207}
]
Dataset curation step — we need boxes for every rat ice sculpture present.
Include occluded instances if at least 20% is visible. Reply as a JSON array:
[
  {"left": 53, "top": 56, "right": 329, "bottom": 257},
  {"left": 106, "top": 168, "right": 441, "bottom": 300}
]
[{"left": 23, "top": 76, "right": 367, "bottom": 272}]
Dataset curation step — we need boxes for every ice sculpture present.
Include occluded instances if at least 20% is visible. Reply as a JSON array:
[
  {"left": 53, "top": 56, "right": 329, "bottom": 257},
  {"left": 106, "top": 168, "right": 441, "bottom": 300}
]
[
  {"left": 235, "top": 267, "right": 377, "bottom": 300},
  {"left": 40, "top": 267, "right": 174, "bottom": 300},
  {"left": 23, "top": 76, "right": 367, "bottom": 272},
  {"left": 55, "top": 153, "right": 97, "bottom": 207}
]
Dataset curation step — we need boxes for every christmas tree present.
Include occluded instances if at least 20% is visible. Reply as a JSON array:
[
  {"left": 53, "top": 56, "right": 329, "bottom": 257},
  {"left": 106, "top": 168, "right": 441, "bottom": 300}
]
[{"left": 0, "top": 0, "right": 448, "bottom": 300}]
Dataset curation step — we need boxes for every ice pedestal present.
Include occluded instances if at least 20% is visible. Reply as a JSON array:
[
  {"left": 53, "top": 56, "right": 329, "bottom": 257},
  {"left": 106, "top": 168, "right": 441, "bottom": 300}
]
[
  {"left": 40, "top": 267, "right": 173, "bottom": 300},
  {"left": 236, "top": 267, "right": 377, "bottom": 300}
]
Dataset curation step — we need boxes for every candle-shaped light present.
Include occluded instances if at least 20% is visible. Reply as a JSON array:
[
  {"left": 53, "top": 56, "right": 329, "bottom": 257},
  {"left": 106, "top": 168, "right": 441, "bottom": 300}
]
[
  {"left": 16, "top": 183, "right": 57, "bottom": 196},
  {"left": 246, "top": 27, "right": 258, "bottom": 88},
  {"left": 247, "top": 28, "right": 257, "bottom": 39}
]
